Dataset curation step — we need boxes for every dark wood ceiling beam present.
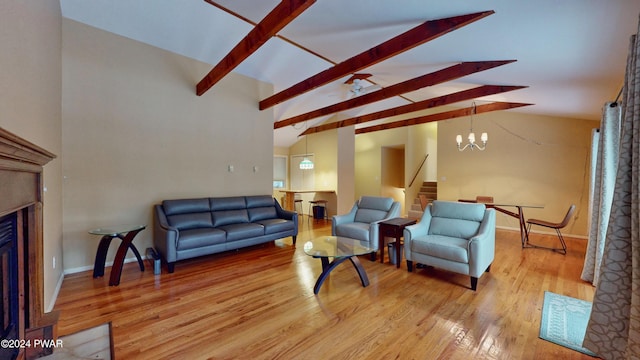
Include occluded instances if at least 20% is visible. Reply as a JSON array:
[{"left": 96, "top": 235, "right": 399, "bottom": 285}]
[
  {"left": 301, "top": 85, "right": 527, "bottom": 135},
  {"left": 355, "top": 102, "right": 532, "bottom": 134},
  {"left": 196, "top": 0, "right": 316, "bottom": 96},
  {"left": 259, "top": 11, "right": 494, "bottom": 110},
  {"left": 273, "top": 60, "right": 516, "bottom": 129}
]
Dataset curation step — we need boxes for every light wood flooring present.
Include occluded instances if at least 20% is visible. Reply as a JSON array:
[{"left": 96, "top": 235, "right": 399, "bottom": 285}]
[{"left": 53, "top": 217, "right": 596, "bottom": 359}]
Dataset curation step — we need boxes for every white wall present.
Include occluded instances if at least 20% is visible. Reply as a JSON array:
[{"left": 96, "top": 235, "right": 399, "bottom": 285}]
[
  {"left": 62, "top": 19, "right": 274, "bottom": 272},
  {"left": 0, "top": 0, "right": 63, "bottom": 312}
]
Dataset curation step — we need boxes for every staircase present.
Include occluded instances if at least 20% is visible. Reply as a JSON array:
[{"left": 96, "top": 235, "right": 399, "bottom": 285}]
[{"left": 408, "top": 181, "right": 437, "bottom": 220}]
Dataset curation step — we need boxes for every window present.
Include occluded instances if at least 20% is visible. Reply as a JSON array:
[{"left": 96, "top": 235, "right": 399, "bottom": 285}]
[{"left": 273, "top": 156, "right": 287, "bottom": 189}]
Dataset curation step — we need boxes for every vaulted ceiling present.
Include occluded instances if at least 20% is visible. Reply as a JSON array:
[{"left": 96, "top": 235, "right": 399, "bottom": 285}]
[{"left": 60, "top": 0, "right": 640, "bottom": 147}]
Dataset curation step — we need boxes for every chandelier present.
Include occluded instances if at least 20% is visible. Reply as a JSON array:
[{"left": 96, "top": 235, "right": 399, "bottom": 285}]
[
  {"left": 456, "top": 102, "right": 488, "bottom": 151},
  {"left": 299, "top": 121, "right": 314, "bottom": 170},
  {"left": 299, "top": 157, "right": 314, "bottom": 170}
]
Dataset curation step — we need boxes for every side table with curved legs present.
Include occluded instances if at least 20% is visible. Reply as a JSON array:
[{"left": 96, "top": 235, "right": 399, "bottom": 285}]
[{"left": 90, "top": 224, "right": 146, "bottom": 286}]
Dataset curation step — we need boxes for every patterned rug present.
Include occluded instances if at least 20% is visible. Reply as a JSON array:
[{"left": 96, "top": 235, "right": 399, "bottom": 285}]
[{"left": 539, "top": 291, "right": 596, "bottom": 356}]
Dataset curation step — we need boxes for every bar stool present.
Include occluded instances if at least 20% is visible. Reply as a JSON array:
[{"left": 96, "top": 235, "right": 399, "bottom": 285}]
[
  {"left": 293, "top": 194, "right": 304, "bottom": 216},
  {"left": 308, "top": 199, "right": 328, "bottom": 223}
]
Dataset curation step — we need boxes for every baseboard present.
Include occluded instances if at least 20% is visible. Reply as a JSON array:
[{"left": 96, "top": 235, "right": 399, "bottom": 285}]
[
  {"left": 64, "top": 255, "right": 151, "bottom": 276},
  {"left": 46, "top": 272, "right": 65, "bottom": 313},
  {"left": 496, "top": 225, "right": 587, "bottom": 240}
]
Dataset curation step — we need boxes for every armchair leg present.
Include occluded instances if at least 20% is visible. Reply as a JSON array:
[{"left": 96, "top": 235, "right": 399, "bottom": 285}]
[
  {"left": 470, "top": 276, "right": 478, "bottom": 291},
  {"left": 167, "top": 262, "right": 175, "bottom": 274},
  {"left": 407, "top": 260, "right": 413, "bottom": 272},
  {"left": 370, "top": 252, "right": 377, "bottom": 261},
  {"left": 485, "top": 264, "right": 491, "bottom": 272},
  {"left": 292, "top": 235, "right": 297, "bottom": 245}
]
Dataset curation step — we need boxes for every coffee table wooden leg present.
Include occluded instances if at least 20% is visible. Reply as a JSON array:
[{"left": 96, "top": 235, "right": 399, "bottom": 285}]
[
  {"left": 313, "top": 257, "right": 349, "bottom": 294},
  {"left": 348, "top": 256, "right": 370, "bottom": 287}
]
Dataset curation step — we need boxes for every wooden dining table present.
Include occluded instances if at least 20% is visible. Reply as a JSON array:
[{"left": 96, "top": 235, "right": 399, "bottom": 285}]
[{"left": 459, "top": 199, "right": 544, "bottom": 248}]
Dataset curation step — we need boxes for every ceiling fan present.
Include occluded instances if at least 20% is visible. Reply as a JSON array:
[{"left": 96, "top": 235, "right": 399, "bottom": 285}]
[{"left": 344, "top": 73, "right": 381, "bottom": 97}]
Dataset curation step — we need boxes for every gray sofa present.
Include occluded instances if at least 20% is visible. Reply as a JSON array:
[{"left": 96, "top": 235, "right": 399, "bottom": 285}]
[{"left": 153, "top": 195, "right": 298, "bottom": 273}]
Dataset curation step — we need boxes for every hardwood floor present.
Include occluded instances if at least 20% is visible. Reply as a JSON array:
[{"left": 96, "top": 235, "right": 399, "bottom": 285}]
[{"left": 53, "top": 218, "right": 596, "bottom": 359}]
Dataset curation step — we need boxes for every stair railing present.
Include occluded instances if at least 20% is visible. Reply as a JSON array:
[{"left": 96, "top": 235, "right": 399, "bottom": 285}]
[{"left": 408, "top": 154, "right": 429, "bottom": 188}]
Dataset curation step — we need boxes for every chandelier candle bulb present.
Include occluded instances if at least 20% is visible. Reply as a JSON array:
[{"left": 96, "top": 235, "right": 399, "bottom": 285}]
[{"left": 481, "top": 132, "right": 488, "bottom": 142}]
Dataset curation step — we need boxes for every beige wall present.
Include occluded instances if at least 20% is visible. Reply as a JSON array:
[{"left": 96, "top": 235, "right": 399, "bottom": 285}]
[
  {"left": 0, "top": 0, "right": 63, "bottom": 312},
  {"left": 438, "top": 110, "right": 595, "bottom": 237},
  {"left": 337, "top": 108, "right": 594, "bottom": 237},
  {"left": 62, "top": 20, "right": 274, "bottom": 272},
  {"left": 355, "top": 127, "right": 408, "bottom": 212}
]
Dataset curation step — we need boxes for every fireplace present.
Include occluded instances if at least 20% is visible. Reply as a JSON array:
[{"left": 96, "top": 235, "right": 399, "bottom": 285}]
[
  {"left": 0, "top": 212, "right": 19, "bottom": 360},
  {"left": 0, "top": 128, "right": 57, "bottom": 360}
]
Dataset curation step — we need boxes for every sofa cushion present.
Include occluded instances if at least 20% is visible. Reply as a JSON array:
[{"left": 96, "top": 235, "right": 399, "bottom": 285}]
[
  {"left": 176, "top": 228, "right": 226, "bottom": 251},
  {"left": 412, "top": 235, "right": 469, "bottom": 263},
  {"left": 163, "top": 198, "right": 210, "bottom": 216},
  {"left": 245, "top": 195, "right": 274, "bottom": 208},
  {"left": 248, "top": 207, "right": 278, "bottom": 222},
  {"left": 210, "top": 196, "right": 246, "bottom": 211},
  {"left": 167, "top": 212, "right": 213, "bottom": 230},
  {"left": 212, "top": 209, "right": 249, "bottom": 227},
  {"left": 219, "top": 223, "right": 264, "bottom": 241},
  {"left": 334, "top": 222, "right": 370, "bottom": 242},
  {"left": 254, "top": 218, "right": 294, "bottom": 234}
]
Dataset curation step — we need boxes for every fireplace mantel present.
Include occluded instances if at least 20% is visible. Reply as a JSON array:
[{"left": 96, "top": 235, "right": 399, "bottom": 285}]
[{"left": 0, "top": 127, "right": 57, "bottom": 360}]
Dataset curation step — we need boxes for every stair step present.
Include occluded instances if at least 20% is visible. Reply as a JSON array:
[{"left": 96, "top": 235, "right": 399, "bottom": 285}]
[{"left": 407, "top": 209, "right": 424, "bottom": 220}]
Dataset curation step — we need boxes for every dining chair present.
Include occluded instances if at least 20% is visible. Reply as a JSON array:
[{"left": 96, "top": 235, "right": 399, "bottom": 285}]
[{"left": 525, "top": 204, "right": 575, "bottom": 255}]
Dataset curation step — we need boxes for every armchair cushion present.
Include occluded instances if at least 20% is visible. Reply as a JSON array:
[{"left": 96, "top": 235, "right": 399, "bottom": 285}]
[
  {"left": 354, "top": 196, "right": 395, "bottom": 223},
  {"left": 332, "top": 196, "right": 400, "bottom": 250},
  {"left": 411, "top": 235, "right": 469, "bottom": 263},
  {"left": 334, "top": 222, "right": 371, "bottom": 241}
]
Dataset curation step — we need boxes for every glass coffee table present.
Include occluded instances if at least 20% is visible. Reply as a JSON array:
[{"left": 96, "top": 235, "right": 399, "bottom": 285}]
[{"left": 303, "top": 236, "right": 373, "bottom": 294}]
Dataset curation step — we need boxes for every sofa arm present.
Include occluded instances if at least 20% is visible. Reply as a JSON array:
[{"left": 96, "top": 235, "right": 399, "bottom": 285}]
[
  {"left": 331, "top": 202, "right": 358, "bottom": 235},
  {"left": 274, "top": 198, "right": 296, "bottom": 220},
  {"left": 468, "top": 208, "right": 496, "bottom": 276},
  {"left": 274, "top": 198, "right": 298, "bottom": 235},
  {"left": 153, "top": 204, "right": 179, "bottom": 263}
]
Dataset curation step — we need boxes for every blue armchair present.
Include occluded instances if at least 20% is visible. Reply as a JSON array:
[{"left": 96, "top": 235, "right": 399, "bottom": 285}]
[
  {"left": 332, "top": 196, "right": 401, "bottom": 255},
  {"left": 403, "top": 200, "right": 496, "bottom": 290}
]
